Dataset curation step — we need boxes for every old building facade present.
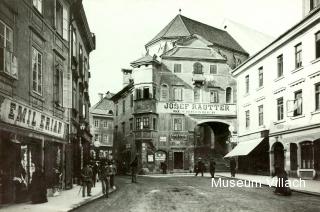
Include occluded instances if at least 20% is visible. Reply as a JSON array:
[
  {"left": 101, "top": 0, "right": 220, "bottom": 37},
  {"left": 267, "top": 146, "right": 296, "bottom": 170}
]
[
  {"left": 231, "top": 1, "right": 320, "bottom": 179},
  {"left": 89, "top": 92, "right": 114, "bottom": 162},
  {"left": 112, "top": 15, "right": 248, "bottom": 173},
  {"left": 0, "top": 0, "right": 95, "bottom": 204}
]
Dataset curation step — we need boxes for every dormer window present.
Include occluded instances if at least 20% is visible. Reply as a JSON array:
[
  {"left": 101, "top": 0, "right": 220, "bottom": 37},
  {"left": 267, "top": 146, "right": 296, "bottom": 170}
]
[{"left": 193, "top": 62, "right": 203, "bottom": 74}]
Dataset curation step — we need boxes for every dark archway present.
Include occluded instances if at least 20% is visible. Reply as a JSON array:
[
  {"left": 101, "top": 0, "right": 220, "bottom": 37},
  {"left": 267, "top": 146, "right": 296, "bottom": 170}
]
[
  {"left": 273, "top": 142, "right": 284, "bottom": 171},
  {"left": 313, "top": 139, "right": 320, "bottom": 179}
]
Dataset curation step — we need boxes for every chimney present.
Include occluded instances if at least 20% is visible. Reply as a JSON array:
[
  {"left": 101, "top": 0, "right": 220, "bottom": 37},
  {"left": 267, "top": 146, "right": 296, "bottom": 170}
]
[
  {"left": 122, "top": 68, "right": 133, "bottom": 87},
  {"left": 98, "top": 93, "right": 103, "bottom": 100}
]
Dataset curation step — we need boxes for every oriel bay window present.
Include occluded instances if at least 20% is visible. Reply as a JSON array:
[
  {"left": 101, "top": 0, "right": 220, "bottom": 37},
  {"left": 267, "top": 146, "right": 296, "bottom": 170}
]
[
  {"left": 136, "top": 117, "right": 141, "bottom": 130},
  {"left": 32, "top": 47, "right": 42, "bottom": 94},
  {"left": 143, "top": 117, "right": 149, "bottom": 129}
]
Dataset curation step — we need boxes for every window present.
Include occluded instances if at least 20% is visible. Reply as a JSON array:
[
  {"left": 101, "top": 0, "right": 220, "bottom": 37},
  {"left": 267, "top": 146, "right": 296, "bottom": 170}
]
[
  {"left": 294, "top": 90, "right": 302, "bottom": 116},
  {"left": 173, "top": 118, "right": 183, "bottom": 131},
  {"left": 277, "top": 55, "right": 283, "bottom": 78},
  {"left": 210, "top": 64, "right": 217, "bottom": 74},
  {"left": 71, "top": 28, "right": 77, "bottom": 57},
  {"left": 153, "top": 86, "right": 156, "bottom": 99},
  {"left": 258, "top": 67, "right": 263, "bottom": 87},
  {"left": 33, "top": 0, "right": 42, "bottom": 13},
  {"left": 115, "top": 104, "right": 118, "bottom": 116},
  {"left": 121, "top": 122, "right": 125, "bottom": 134},
  {"left": 129, "top": 119, "right": 133, "bottom": 131},
  {"left": 143, "top": 117, "right": 149, "bottom": 129},
  {"left": 153, "top": 118, "right": 157, "bottom": 130},
  {"left": 0, "top": 20, "right": 17, "bottom": 79},
  {"left": 94, "top": 134, "right": 99, "bottom": 141},
  {"left": 245, "top": 75, "right": 249, "bottom": 94},
  {"left": 94, "top": 120, "right": 99, "bottom": 127},
  {"left": 226, "top": 87, "right": 232, "bottom": 103},
  {"left": 310, "top": 0, "right": 320, "bottom": 10},
  {"left": 32, "top": 47, "right": 42, "bottom": 94},
  {"left": 277, "top": 97, "right": 284, "bottom": 121},
  {"left": 136, "top": 88, "right": 142, "bottom": 100},
  {"left": 174, "top": 64, "right": 181, "bottom": 73},
  {"left": 210, "top": 90, "right": 219, "bottom": 103},
  {"left": 193, "top": 62, "right": 203, "bottom": 74},
  {"left": 173, "top": 87, "right": 183, "bottom": 101},
  {"left": 160, "top": 84, "right": 168, "bottom": 101},
  {"left": 122, "top": 100, "right": 125, "bottom": 114},
  {"left": 295, "top": 43, "right": 302, "bottom": 68},
  {"left": 103, "top": 120, "right": 108, "bottom": 128},
  {"left": 194, "top": 87, "right": 201, "bottom": 103},
  {"left": 130, "top": 94, "right": 133, "bottom": 107},
  {"left": 55, "top": 1, "right": 68, "bottom": 40},
  {"left": 245, "top": 110, "right": 250, "bottom": 128},
  {"left": 136, "top": 118, "right": 141, "bottom": 130},
  {"left": 315, "top": 83, "right": 320, "bottom": 110},
  {"left": 258, "top": 105, "right": 264, "bottom": 126},
  {"left": 54, "top": 63, "right": 63, "bottom": 105},
  {"left": 316, "top": 32, "right": 320, "bottom": 59},
  {"left": 103, "top": 135, "right": 109, "bottom": 143},
  {"left": 301, "top": 141, "right": 313, "bottom": 169},
  {"left": 143, "top": 87, "right": 150, "bottom": 99}
]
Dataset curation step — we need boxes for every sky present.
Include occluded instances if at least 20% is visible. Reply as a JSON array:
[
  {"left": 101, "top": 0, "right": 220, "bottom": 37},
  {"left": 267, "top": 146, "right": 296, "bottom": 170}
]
[{"left": 83, "top": 0, "right": 302, "bottom": 105}]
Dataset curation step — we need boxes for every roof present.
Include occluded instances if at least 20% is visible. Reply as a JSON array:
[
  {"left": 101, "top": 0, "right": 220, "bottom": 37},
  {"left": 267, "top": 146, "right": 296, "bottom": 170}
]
[
  {"left": 110, "top": 82, "right": 134, "bottom": 102},
  {"left": 130, "top": 55, "right": 161, "bottom": 67},
  {"left": 222, "top": 19, "right": 274, "bottom": 55},
  {"left": 146, "top": 15, "right": 248, "bottom": 55},
  {"left": 90, "top": 92, "right": 115, "bottom": 116}
]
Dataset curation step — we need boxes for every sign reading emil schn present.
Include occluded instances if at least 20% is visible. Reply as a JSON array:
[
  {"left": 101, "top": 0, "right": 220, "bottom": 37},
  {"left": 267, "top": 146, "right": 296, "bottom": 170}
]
[{"left": 157, "top": 102, "right": 236, "bottom": 116}]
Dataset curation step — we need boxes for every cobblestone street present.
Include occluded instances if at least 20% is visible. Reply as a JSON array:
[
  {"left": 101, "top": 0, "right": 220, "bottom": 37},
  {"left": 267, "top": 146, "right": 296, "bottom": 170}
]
[{"left": 74, "top": 176, "right": 320, "bottom": 212}]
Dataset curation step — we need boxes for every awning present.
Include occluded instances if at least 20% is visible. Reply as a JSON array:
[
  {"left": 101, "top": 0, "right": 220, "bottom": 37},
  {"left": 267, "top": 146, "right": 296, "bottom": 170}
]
[{"left": 224, "top": 138, "right": 265, "bottom": 158}]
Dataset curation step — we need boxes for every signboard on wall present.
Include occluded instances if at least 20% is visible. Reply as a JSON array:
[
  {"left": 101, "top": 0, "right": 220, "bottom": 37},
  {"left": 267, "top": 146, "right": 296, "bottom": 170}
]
[
  {"left": 147, "top": 154, "right": 154, "bottom": 163},
  {"left": 155, "top": 152, "right": 166, "bottom": 161},
  {"left": 0, "top": 96, "right": 66, "bottom": 139},
  {"left": 157, "top": 102, "right": 236, "bottom": 116}
]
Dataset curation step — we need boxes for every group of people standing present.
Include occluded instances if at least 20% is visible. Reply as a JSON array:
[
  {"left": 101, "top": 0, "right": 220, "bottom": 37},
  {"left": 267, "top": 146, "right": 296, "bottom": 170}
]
[{"left": 81, "top": 160, "right": 117, "bottom": 198}]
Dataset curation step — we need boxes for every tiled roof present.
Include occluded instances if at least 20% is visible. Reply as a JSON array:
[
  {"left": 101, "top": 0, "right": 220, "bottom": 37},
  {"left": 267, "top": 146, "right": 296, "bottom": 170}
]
[
  {"left": 130, "top": 55, "right": 161, "bottom": 67},
  {"left": 146, "top": 15, "right": 247, "bottom": 55}
]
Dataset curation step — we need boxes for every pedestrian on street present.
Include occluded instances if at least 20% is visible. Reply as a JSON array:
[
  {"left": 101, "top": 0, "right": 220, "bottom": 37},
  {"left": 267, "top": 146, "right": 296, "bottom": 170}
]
[
  {"left": 160, "top": 162, "right": 167, "bottom": 174},
  {"left": 130, "top": 155, "right": 138, "bottom": 183},
  {"left": 81, "top": 163, "right": 93, "bottom": 197},
  {"left": 30, "top": 165, "right": 48, "bottom": 204},
  {"left": 98, "top": 161, "right": 109, "bottom": 198},
  {"left": 230, "top": 158, "right": 236, "bottom": 177},
  {"left": 195, "top": 158, "right": 205, "bottom": 177},
  {"left": 110, "top": 160, "right": 117, "bottom": 189},
  {"left": 272, "top": 166, "right": 291, "bottom": 196},
  {"left": 92, "top": 162, "right": 98, "bottom": 187},
  {"left": 209, "top": 159, "right": 216, "bottom": 178}
]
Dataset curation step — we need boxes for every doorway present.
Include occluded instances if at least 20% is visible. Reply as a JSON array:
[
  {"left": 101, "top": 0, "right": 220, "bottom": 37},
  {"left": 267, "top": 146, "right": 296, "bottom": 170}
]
[
  {"left": 273, "top": 142, "right": 284, "bottom": 171},
  {"left": 173, "top": 152, "right": 183, "bottom": 169}
]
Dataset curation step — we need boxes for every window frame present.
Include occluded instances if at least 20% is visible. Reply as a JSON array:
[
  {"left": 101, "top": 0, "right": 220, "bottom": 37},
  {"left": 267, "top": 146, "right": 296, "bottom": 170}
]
[
  {"left": 94, "top": 119, "right": 99, "bottom": 128},
  {"left": 245, "top": 110, "right": 250, "bottom": 128},
  {"left": 258, "top": 67, "right": 263, "bottom": 87},
  {"left": 194, "top": 87, "right": 201, "bottom": 103},
  {"left": 173, "top": 117, "right": 183, "bottom": 131},
  {"left": 32, "top": 0, "right": 43, "bottom": 14},
  {"left": 295, "top": 43, "right": 302, "bottom": 69},
  {"left": 293, "top": 90, "right": 303, "bottom": 116},
  {"left": 136, "top": 117, "right": 141, "bottom": 130},
  {"left": 245, "top": 75, "right": 249, "bottom": 94},
  {"left": 258, "top": 105, "right": 264, "bottom": 126},
  {"left": 160, "top": 84, "right": 169, "bottom": 101},
  {"left": 316, "top": 31, "right": 320, "bottom": 59},
  {"left": 277, "top": 97, "right": 284, "bottom": 121},
  {"left": 173, "top": 63, "right": 182, "bottom": 73},
  {"left": 210, "top": 90, "right": 219, "bottom": 103},
  {"left": 210, "top": 64, "right": 217, "bottom": 74},
  {"left": 143, "top": 117, "right": 149, "bottom": 129},
  {"left": 226, "top": 87, "right": 232, "bottom": 103},
  {"left": 31, "top": 47, "right": 43, "bottom": 95},
  {"left": 173, "top": 87, "right": 183, "bottom": 101},
  {"left": 277, "top": 54, "right": 283, "bottom": 78},
  {"left": 315, "top": 83, "right": 320, "bottom": 111},
  {"left": 193, "top": 62, "right": 203, "bottom": 74}
]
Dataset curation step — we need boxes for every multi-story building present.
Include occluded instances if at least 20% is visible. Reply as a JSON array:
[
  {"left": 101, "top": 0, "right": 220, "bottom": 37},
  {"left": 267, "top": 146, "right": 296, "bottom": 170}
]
[
  {"left": 0, "top": 0, "right": 95, "bottom": 204},
  {"left": 69, "top": 1, "right": 95, "bottom": 184},
  {"left": 89, "top": 92, "right": 114, "bottom": 161},
  {"left": 230, "top": 1, "right": 320, "bottom": 179},
  {"left": 112, "top": 15, "right": 248, "bottom": 174}
]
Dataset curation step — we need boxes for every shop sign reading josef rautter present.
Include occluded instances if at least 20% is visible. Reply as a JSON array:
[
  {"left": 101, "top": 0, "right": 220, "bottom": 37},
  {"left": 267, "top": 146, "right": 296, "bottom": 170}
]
[{"left": 157, "top": 102, "right": 236, "bottom": 115}]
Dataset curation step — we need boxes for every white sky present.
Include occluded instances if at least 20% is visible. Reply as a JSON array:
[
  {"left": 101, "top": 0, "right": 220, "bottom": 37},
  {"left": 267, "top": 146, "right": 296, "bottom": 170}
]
[{"left": 83, "top": 0, "right": 302, "bottom": 105}]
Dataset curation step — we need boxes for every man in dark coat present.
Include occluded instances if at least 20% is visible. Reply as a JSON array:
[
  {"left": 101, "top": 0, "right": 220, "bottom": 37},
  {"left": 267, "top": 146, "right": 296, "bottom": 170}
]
[
  {"left": 230, "top": 158, "right": 236, "bottom": 177},
  {"left": 160, "top": 162, "right": 167, "bottom": 174},
  {"left": 98, "top": 161, "right": 109, "bottom": 198},
  {"left": 30, "top": 165, "right": 47, "bottom": 204},
  {"left": 195, "top": 158, "right": 205, "bottom": 177},
  {"left": 209, "top": 159, "right": 216, "bottom": 178},
  {"left": 272, "top": 166, "right": 291, "bottom": 196},
  {"left": 81, "top": 163, "right": 93, "bottom": 197},
  {"left": 130, "top": 156, "right": 138, "bottom": 183}
]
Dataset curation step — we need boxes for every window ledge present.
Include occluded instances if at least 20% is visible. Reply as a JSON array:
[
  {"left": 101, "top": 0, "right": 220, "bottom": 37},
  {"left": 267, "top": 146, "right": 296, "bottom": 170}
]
[
  {"left": 291, "top": 66, "right": 304, "bottom": 74},
  {"left": 311, "top": 58, "right": 320, "bottom": 64},
  {"left": 256, "top": 86, "right": 264, "bottom": 91},
  {"left": 290, "top": 114, "right": 305, "bottom": 120},
  {"left": 30, "top": 91, "right": 44, "bottom": 102},
  {"left": 274, "top": 76, "right": 284, "bottom": 82},
  {"left": 311, "top": 110, "right": 320, "bottom": 115},
  {"left": 273, "top": 120, "right": 286, "bottom": 125}
]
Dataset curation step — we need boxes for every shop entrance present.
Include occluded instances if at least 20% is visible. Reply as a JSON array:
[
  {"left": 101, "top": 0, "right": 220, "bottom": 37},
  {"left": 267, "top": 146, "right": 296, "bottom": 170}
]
[
  {"left": 173, "top": 152, "right": 183, "bottom": 169},
  {"left": 273, "top": 142, "right": 284, "bottom": 171}
]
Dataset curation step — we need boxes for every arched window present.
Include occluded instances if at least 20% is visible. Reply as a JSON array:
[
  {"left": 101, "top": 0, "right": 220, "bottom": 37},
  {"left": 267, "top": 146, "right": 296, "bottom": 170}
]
[
  {"left": 226, "top": 87, "right": 232, "bottom": 103},
  {"left": 193, "top": 62, "right": 203, "bottom": 74},
  {"left": 160, "top": 84, "right": 169, "bottom": 101}
]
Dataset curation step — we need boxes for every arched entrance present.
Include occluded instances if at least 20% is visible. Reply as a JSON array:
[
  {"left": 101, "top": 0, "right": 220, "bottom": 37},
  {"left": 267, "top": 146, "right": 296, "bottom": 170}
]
[
  {"left": 194, "top": 121, "right": 231, "bottom": 171},
  {"left": 273, "top": 142, "right": 285, "bottom": 171}
]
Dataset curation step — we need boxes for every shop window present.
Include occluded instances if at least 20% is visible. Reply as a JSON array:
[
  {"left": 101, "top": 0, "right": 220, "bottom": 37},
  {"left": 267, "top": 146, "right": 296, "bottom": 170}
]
[
  {"left": 174, "top": 64, "right": 181, "bottom": 73},
  {"left": 315, "top": 83, "right": 320, "bottom": 111},
  {"left": 32, "top": 47, "right": 42, "bottom": 94},
  {"left": 295, "top": 43, "right": 302, "bottom": 68},
  {"left": 210, "top": 90, "right": 219, "bottom": 103},
  {"left": 258, "top": 67, "right": 263, "bottom": 87},
  {"left": 277, "top": 54, "right": 283, "bottom": 78},
  {"left": 160, "top": 84, "right": 168, "bottom": 101},
  {"left": 316, "top": 32, "right": 320, "bottom": 59},
  {"left": 293, "top": 90, "right": 302, "bottom": 116},
  {"left": 143, "top": 117, "right": 149, "bottom": 129},
  {"left": 277, "top": 97, "right": 284, "bottom": 120},
  {"left": 226, "top": 87, "right": 232, "bottom": 103},
  {"left": 193, "top": 62, "right": 203, "bottom": 74},
  {"left": 210, "top": 64, "right": 217, "bottom": 74},
  {"left": 258, "top": 105, "right": 263, "bottom": 126},
  {"left": 33, "top": 0, "right": 42, "bottom": 13},
  {"left": 173, "top": 87, "right": 183, "bottom": 101},
  {"left": 173, "top": 117, "right": 183, "bottom": 131},
  {"left": 301, "top": 141, "right": 313, "bottom": 169}
]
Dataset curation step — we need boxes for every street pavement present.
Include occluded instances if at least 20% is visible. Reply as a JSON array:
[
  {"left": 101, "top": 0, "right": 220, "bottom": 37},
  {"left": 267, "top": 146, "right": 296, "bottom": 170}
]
[{"left": 74, "top": 175, "right": 320, "bottom": 212}]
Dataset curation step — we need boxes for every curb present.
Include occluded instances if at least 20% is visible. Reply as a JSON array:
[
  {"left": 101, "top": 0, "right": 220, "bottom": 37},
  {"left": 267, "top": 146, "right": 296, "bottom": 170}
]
[
  {"left": 216, "top": 175, "right": 320, "bottom": 197},
  {"left": 68, "top": 187, "right": 118, "bottom": 211}
]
